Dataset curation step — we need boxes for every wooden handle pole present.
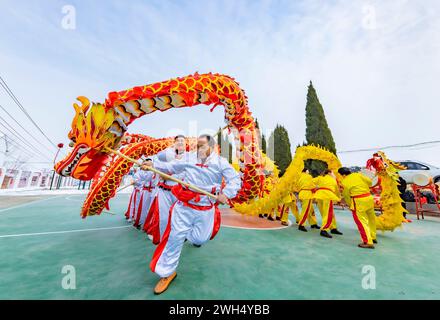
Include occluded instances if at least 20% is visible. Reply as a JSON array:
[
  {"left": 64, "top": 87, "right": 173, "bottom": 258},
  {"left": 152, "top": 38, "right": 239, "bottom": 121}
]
[{"left": 105, "top": 147, "right": 218, "bottom": 200}]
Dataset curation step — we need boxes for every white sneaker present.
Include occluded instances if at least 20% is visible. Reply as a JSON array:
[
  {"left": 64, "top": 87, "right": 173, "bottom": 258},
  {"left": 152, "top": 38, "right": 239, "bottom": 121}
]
[
  {"left": 147, "top": 234, "right": 153, "bottom": 241},
  {"left": 127, "top": 219, "right": 133, "bottom": 223}
]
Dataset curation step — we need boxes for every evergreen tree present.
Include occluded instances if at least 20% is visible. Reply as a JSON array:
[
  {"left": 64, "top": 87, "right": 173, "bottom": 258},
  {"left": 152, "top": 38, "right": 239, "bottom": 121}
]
[
  {"left": 228, "top": 142, "right": 233, "bottom": 164},
  {"left": 217, "top": 127, "right": 232, "bottom": 162},
  {"left": 305, "top": 81, "right": 337, "bottom": 174},
  {"left": 262, "top": 134, "right": 267, "bottom": 154},
  {"left": 255, "top": 118, "right": 262, "bottom": 149},
  {"left": 267, "top": 124, "right": 292, "bottom": 176}
]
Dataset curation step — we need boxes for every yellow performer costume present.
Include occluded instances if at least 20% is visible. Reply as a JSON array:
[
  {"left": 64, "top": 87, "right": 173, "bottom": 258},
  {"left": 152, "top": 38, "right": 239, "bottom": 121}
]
[
  {"left": 313, "top": 174, "right": 341, "bottom": 234},
  {"left": 297, "top": 172, "right": 319, "bottom": 228},
  {"left": 340, "top": 172, "right": 376, "bottom": 247},
  {"left": 260, "top": 173, "right": 278, "bottom": 220},
  {"left": 277, "top": 193, "right": 300, "bottom": 225}
]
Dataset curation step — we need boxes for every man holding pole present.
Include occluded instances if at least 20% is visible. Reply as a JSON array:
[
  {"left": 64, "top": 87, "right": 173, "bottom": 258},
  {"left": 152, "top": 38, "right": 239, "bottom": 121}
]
[
  {"left": 338, "top": 167, "right": 377, "bottom": 249},
  {"left": 143, "top": 135, "right": 188, "bottom": 244},
  {"left": 133, "top": 158, "right": 156, "bottom": 229},
  {"left": 143, "top": 134, "right": 241, "bottom": 294},
  {"left": 124, "top": 167, "right": 143, "bottom": 223}
]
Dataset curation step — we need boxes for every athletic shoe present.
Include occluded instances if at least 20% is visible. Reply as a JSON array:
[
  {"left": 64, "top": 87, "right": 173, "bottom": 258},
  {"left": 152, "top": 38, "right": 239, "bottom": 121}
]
[
  {"left": 193, "top": 244, "right": 202, "bottom": 248},
  {"left": 281, "top": 221, "right": 289, "bottom": 226},
  {"left": 330, "top": 228, "right": 343, "bottom": 235},
  {"left": 147, "top": 234, "right": 153, "bottom": 241},
  {"left": 310, "top": 224, "right": 321, "bottom": 229},
  {"left": 358, "top": 243, "right": 375, "bottom": 249},
  {"left": 267, "top": 216, "right": 275, "bottom": 221},
  {"left": 298, "top": 225, "right": 308, "bottom": 232},
  {"left": 320, "top": 230, "right": 332, "bottom": 238},
  {"left": 373, "top": 239, "right": 378, "bottom": 244},
  {"left": 154, "top": 272, "right": 177, "bottom": 294}
]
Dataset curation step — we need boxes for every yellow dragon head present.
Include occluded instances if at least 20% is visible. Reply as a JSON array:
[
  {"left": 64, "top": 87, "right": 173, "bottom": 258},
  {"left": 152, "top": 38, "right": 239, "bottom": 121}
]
[{"left": 55, "top": 97, "right": 125, "bottom": 180}]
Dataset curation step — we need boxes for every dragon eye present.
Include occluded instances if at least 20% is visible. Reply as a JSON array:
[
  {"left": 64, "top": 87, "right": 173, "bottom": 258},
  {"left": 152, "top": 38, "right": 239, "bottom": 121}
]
[{"left": 69, "top": 141, "right": 75, "bottom": 147}]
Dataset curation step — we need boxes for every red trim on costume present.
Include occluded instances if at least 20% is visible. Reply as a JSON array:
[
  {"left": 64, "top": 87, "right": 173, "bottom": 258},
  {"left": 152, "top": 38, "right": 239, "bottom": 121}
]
[
  {"left": 130, "top": 190, "right": 139, "bottom": 219},
  {"left": 279, "top": 205, "right": 285, "bottom": 219},
  {"left": 210, "top": 206, "right": 221, "bottom": 240},
  {"left": 147, "top": 198, "right": 161, "bottom": 243},
  {"left": 352, "top": 193, "right": 371, "bottom": 199},
  {"left": 182, "top": 201, "right": 214, "bottom": 211},
  {"left": 143, "top": 195, "right": 158, "bottom": 233},
  {"left": 171, "top": 184, "right": 207, "bottom": 207},
  {"left": 323, "top": 201, "right": 334, "bottom": 229},
  {"left": 133, "top": 192, "right": 144, "bottom": 226},
  {"left": 157, "top": 182, "right": 172, "bottom": 190},
  {"left": 299, "top": 200, "right": 311, "bottom": 226},
  {"left": 124, "top": 191, "right": 135, "bottom": 219},
  {"left": 316, "top": 187, "right": 333, "bottom": 192},
  {"left": 351, "top": 200, "right": 368, "bottom": 243},
  {"left": 196, "top": 163, "right": 209, "bottom": 168},
  {"left": 150, "top": 202, "right": 176, "bottom": 273}
]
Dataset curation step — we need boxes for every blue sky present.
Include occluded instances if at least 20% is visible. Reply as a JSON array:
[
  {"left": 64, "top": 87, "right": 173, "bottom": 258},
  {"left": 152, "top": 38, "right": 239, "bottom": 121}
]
[{"left": 0, "top": 0, "right": 439, "bottom": 168}]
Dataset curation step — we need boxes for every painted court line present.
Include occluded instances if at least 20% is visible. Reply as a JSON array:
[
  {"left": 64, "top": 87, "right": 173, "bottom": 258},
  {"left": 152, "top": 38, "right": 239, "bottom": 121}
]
[
  {"left": 0, "top": 225, "right": 131, "bottom": 239},
  {"left": 223, "top": 223, "right": 291, "bottom": 231},
  {"left": 0, "top": 196, "right": 60, "bottom": 213}
]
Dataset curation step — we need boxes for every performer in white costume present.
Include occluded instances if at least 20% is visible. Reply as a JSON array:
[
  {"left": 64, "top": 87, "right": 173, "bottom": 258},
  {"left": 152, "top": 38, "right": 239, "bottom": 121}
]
[
  {"left": 133, "top": 159, "right": 156, "bottom": 229},
  {"left": 143, "top": 134, "right": 241, "bottom": 295},
  {"left": 124, "top": 167, "right": 143, "bottom": 223},
  {"left": 143, "top": 135, "right": 188, "bottom": 244}
]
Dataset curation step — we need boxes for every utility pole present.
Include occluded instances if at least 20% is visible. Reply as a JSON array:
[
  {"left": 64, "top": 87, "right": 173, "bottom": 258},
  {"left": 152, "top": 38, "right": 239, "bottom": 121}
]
[
  {"left": 1, "top": 134, "right": 9, "bottom": 153},
  {"left": 1, "top": 134, "right": 9, "bottom": 166}
]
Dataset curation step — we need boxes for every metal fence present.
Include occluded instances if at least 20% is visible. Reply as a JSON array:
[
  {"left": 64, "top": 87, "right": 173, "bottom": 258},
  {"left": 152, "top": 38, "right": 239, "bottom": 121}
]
[{"left": 0, "top": 167, "right": 80, "bottom": 190}]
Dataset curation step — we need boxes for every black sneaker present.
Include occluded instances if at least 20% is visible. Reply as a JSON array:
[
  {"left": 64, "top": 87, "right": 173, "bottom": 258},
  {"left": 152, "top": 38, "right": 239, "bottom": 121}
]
[
  {"left": 259, "top": 214, "right": 264, "bottom": 218},
  {"left": 275, "top": 216, "right": 281, "bottom": 221},
  {"left": 267, "top": 216, "right": 275, "bottom": 221},
  {"left": 298, "top": 225, "right": 308, "bottom": 232},
  {"left": 330, "top": 228, "right": 343, "bottom": 235},
  {"left": 193, "top": 244, "right": 202, "bottom": 248},
  {"left": 373, "top": 239, "right": 378, "bottom": 244},
  {"left": 310, "top": 224, "right": 321, "bottom": 229},
  {"left": 320, "top": 230, "right": 333, "bottom": 238}
]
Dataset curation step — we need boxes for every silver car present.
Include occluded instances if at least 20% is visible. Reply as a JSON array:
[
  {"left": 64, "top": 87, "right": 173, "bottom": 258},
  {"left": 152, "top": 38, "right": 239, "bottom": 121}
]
[{"left": 397, "top": 160, "right": 440, "bottom": 184}]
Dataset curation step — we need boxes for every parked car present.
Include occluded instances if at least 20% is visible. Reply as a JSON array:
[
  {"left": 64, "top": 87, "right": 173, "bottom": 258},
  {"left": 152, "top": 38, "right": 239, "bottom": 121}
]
[{"left": 397, "top": 160, "right": 440, "bottom": 184}]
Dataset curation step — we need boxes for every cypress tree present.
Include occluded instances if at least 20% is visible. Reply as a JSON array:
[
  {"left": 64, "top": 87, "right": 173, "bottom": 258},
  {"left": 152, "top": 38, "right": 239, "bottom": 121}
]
[
  {"left": 255, "top": 118, "right": 262, "bottom": 149},
  {"left": 305, "top": 81, "right": 337, "bottom": 174},
  {"left": 217, "top": 127, "right": 232, "bottom": 162},
  {"left": 267, "top": 124, "right": 292, "bottom": 176},
  {"left": 262, "top": 134, "right": 267, "bottom": 154}
]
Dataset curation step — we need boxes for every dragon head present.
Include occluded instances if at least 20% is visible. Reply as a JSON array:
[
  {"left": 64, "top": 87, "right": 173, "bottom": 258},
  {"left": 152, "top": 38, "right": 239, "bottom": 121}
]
[
  {"left": 55, "top": 97, "right": 125, "bottom": 180},
  {"left": 366, "top": 151, "right": 406, "bottom": 179}
]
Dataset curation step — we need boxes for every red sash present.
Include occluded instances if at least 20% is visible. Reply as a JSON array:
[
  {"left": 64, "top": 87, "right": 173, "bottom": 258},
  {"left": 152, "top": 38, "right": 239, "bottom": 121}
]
[
  {"left": 158, "top": 182, "right": 173, "bottom": 191},
  {"left": 352, "top": 193, "right": 371, "bottom": 199},
  {"left": 171, "top": 184, "right": 215, "bottom": 211}
]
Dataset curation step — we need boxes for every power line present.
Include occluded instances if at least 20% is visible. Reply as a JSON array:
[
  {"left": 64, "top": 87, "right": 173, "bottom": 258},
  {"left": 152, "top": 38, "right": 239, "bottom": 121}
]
[
  {"left": 0, "top": 103, "right": 55, "bottom": 155},
  {"left": 0, "top": 128, "right": 46, "bottom": 161},
  {"left": 0, "top": 114, "right": 52, "bottom": 160},
  {"left": 0, "top": 132, "right": 37, "bottom": 161},
  {"left": 0, "top": 75, "right": 58, "bottom": 149},
  {"left": 338, "top": 140, "right": 440, "bottom": 154},
  {"left": 0, "top": 118, "right": 52, "bottom": 160}
]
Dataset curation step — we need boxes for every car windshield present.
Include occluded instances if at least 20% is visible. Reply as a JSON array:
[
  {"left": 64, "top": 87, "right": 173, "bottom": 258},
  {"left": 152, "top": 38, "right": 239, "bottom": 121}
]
[{"left": 399, "top": 161, "right": 439, "bottom": 170}]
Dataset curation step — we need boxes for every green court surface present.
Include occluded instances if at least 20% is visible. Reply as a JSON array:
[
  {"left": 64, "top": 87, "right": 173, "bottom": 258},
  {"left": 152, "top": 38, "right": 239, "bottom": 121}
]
[{"left": 0, "top": 194, "right": 439, "bottom": 300}]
